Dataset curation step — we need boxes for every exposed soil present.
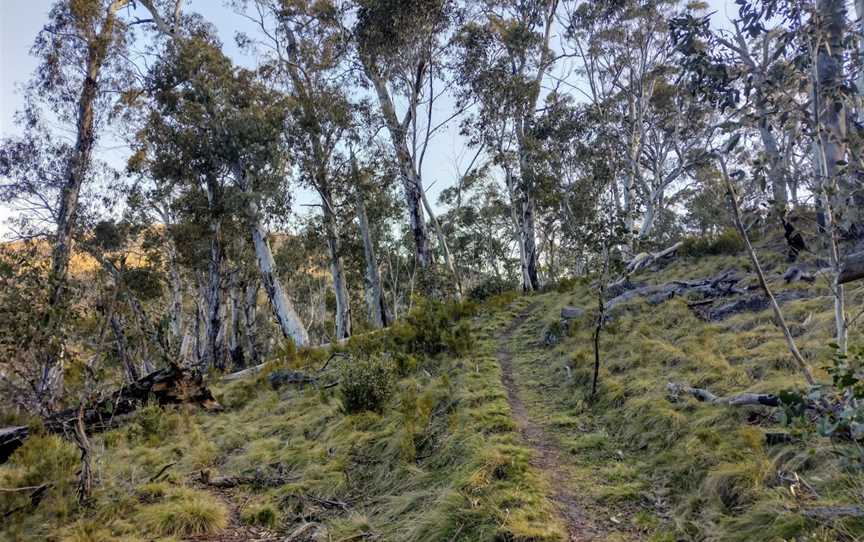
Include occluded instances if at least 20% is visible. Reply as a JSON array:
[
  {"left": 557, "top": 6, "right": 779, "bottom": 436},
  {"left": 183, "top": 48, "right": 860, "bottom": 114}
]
[{"left": 496, "top": 304, "right": 598, "bottom": 542}]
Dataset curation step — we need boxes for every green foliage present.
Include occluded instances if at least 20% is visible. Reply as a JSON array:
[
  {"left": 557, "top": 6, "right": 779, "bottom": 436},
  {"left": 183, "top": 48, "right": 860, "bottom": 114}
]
[
  {"left": 391, "top": 297, "right": 476, "bottom": 357},
  {"left": 680, "top": 229, "right": 744, "bottom": 257},
  {"left": 779, "top": 344, "right": 864, "bottom": 458},
  {"left": 468, "top": 276, "right": 517, "bottom": 301},
  {"left": 339, "top": 355, "right": 396, "bottom": 414}
]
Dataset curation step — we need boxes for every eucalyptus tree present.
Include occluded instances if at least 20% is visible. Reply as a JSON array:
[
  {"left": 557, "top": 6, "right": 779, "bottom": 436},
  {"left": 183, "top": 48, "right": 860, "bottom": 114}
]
[
  {"left": 0, "top": 0, "right": 181, "bottom": 406},
  {"left": 562, "top": 0, "right": 693, "bottom": 250},
  {"left": 454, "top": 0, "right": 559, "bottom": 291},
  {"left": 354, "top": 0, "right": 456, "bottom": 280},
  {"left": 350, "top": 153, "right": 392, "bottom": 329},
  {"left": 141, "top": 33, "right": 308, "bottom": 367},
  {"left": 241, "top": 0, "right": 356, "bottom": 339},
  {"left": 671, "top": 0, "right": 863, "bottom": 356}
]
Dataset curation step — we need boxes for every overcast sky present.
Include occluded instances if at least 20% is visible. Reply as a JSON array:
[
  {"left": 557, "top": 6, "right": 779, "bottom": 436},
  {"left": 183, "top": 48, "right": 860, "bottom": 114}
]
[{"left": 0, "top": 0, "right": 737, "bottom": 239}]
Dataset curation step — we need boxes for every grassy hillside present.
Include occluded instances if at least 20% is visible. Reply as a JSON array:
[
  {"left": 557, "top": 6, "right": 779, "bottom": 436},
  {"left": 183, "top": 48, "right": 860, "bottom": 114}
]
[{"left": 2, "top": 248, "right": 864, "bottom": 541}]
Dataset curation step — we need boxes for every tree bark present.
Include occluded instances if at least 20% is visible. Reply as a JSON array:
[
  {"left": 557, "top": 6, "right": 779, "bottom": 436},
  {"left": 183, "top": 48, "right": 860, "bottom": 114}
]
[
  {"left": 319, "top": 181, "right": 351, "bottom": 340},
  {"left": 228, "top": 269, "right": 245, "bottom": 370},
  {"left": 243, "top": 281, "right": 261, "bottom": 367},
  {"left": 247, "top": 203, "right": 309, "bottom": 347},
  {"left": 813, "top": 0, "right": 849, "bottom": 353},
  {"left": 109, "top": 312, "right": 139, "bottom": 384},
  {"left": 839, "top": 251, "right": 864, "bottom": 284},
  {"left": 364, "top": 68, "right": 432, "bottom": 270},
  {"left": 38, "top": 0, "right": 130, "bottom": 406},
  {"left": 354, "top": 176, "right": 389, "bottom": 329},
  {"left": 202, "top": 213, "right": 224, "bottom": 370}
]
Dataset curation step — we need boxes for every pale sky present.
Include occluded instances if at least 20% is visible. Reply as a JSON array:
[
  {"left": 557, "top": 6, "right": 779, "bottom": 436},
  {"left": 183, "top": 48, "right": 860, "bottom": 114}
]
[{"left": 0, "top": 0, "right": 737, "bottom": 239}]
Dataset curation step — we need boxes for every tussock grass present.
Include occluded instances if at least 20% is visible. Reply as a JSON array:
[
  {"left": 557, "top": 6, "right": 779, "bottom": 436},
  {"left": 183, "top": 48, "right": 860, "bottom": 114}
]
[
  {"left": 1, "top": 295, "right": 566, "bottom": 542},
  {"left": 505, "top": 252, "right": 864, "bottom": 541},
  {"left": 135, "top": 486, "right": 229, "bottom": 537}
]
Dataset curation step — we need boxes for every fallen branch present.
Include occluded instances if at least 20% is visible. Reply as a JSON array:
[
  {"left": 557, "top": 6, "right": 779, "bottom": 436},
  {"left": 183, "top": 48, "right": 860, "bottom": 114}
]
[
  {"left": 149, "top": 462, "right": 176, "bottom": 483},
  {"left": 802, "top": 506, "right": 864, "bottom": 520},
  {"left": 1, "top": 483, "right": 50, "bottom": 519},
  {"left": 625, "top": 241, "right": 684, "bottom": 275},
  {"left": 667, "top": 382, "right": 780, "bottom": 407}
]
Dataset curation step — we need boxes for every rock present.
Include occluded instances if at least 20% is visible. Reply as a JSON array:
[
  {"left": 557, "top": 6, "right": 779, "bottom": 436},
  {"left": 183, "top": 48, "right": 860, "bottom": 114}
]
[
  {"left": 560, "top": 306, "right": 585, "bottom": 320},
  {"left": 543, "top": 328, "right": 560, "bottom": 347},
  {"left": 704, "top": 290, "right": 809, "bottom": 321}
]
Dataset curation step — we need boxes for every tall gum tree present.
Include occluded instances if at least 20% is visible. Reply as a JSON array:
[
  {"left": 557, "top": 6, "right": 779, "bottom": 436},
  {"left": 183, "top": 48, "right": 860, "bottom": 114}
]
[
  {"left": 455, "top": 0, "right": 559, "bottom": 291},
  {"left": 241, "top": 0, "right": 355, "bottom": 339},
  {"left": 3, "top": 0, "right": 182, "bottom": 406},
  {"left": 354, "top": 0, "right": 456, "bottom": 282}
]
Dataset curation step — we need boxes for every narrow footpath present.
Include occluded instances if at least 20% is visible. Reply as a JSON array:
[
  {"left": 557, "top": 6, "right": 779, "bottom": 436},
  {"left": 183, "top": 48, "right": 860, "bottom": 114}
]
[{"left": 495, "top": 304, "right": 598, "bottom": 542}]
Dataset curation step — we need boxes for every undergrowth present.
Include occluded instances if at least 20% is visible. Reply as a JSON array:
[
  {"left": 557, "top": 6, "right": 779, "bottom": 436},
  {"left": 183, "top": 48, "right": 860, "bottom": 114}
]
[{"left": 0, "top": 295, "right": 563, "bottom": 541}]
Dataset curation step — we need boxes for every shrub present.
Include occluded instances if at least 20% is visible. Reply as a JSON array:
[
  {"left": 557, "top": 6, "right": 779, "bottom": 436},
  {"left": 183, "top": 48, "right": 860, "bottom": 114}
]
[
  {"left": 339, "top": 355, "right": 395, "bottom": 414},
  {"left": 391, "top": 297, "right": 476, "bottom": 357},
  {"left": 468, "top": 276, "right": 516, "bottom": 301},
  {"left": 680, "top": 229, "right": 744, "bottom": 257},
  {"left": 241, "top": 502, "right": 279, "bottom": 528}
]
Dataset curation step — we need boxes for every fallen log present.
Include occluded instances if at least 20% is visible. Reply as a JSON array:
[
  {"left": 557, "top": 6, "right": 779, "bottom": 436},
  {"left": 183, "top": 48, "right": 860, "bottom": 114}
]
[
  {"left": 803, "top": 506, "right": 864, "bottom": 520},
  {"left": 0, "top": 427, "right": 29, "bottom": 463},
  {"left": 0, "top": 365, "right": 219, "bottom": 464},
  {"left": 697, "top": 290, "right": 810, "bottom": 321},
  {"left": 666, "top": 382, "right": 780, "bottom": 407},
  {"left": 198, "top": 469, "right": 298, "bottom": 489},
  {"left": 625, "top": 242, "right": 684, "bottom": 275},
  {"left": 839, "top": 251, "right": 864, "bottom": 285}
]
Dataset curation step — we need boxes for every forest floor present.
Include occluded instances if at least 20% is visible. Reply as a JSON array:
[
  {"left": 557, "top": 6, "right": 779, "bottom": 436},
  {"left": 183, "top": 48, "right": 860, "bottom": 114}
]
[{"left": 3, "top": 247, "right": 864, "bottom": 541}]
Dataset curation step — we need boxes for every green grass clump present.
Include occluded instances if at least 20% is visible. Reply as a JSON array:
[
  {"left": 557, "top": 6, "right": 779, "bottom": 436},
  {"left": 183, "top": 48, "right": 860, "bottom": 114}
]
[
  {"left": 680, "top": 228, "right": 744, "bottom": 257},
  {"left": 135, "top": 486, "right": 229, "bottom": 537}
]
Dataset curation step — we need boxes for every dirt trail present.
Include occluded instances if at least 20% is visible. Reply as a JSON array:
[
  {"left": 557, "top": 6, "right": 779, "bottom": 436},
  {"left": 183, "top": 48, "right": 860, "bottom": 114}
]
[{"left": 496, "top": 304, "right": 596, "bottom": 542}]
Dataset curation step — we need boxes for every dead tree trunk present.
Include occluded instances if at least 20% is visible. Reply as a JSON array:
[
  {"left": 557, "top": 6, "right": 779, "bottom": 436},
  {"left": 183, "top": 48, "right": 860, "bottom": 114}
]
[
  {"left": 73, "top": 406, "right": 93, "bottom": 505},
  {"left": 1, "top": 365, "right": 219, "bottom": 464},
  {"left": 839, "top": 251, "right": 864, "bottom": 284}
]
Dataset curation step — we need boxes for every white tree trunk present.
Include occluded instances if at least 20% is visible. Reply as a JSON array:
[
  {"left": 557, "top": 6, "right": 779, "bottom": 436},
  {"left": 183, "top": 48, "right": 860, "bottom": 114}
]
[
  {"left": 320, "top": 185, "right": 351, "bottom": 340},
  {"left": 365, "top": 69, "right": 432, "bottom": 270},
  {"left": 202, "top": 215, "right": 224, "bottom": 370},
  {"left": 248, "top": 201, "right": 309, "bottom": 347},
  {"left": 355, "top": 183, "right": 389, "bottom": 328}
]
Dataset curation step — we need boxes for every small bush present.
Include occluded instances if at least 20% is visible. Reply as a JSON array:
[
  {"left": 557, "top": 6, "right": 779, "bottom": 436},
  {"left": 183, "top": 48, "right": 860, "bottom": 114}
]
[
  {"left": 468, "top": 276, "right": 516, "bottom": 301},
  {"left": 680, "top": 229, "right": 744, "bottom": 257},
  {"left": 339, "top": 355, "right": 395, "bottom": 414},
  {"left": 391, "top": 297, "right": 476, "bottom": 357},
  {"left": 136, "top": 487, "right": 229, "bottom": 537}
]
